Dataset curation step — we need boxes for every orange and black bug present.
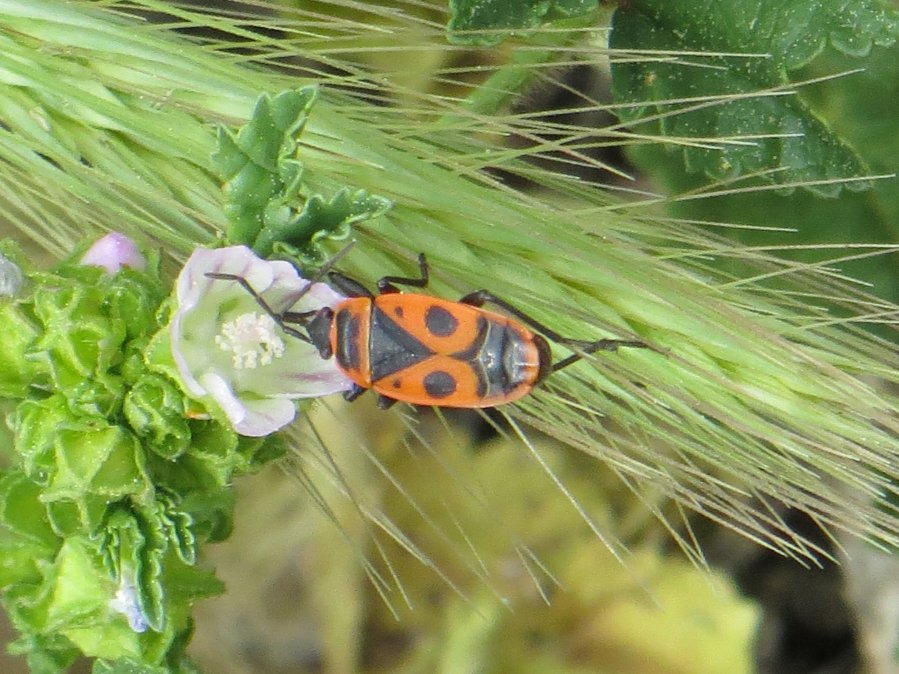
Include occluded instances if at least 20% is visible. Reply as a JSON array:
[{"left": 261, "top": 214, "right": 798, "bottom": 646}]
[{"left": 208, "top": 253, "right": 649, "bottom": 409}]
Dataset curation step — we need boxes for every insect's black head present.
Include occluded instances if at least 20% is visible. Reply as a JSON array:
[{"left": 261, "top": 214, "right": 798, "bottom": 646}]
[
  {"left": 306, "top": 308, "right": 334, "bottom": 359},
  {"left": 533, "top": 334, "right": 553, "bottom": 385}
]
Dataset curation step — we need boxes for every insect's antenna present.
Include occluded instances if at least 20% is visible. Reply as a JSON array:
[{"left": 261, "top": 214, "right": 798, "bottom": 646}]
[
  {"left": 287, "top": 240, "right": 357, "bottom": 306},
  {"left": 204, "top": 242, "right": 357, "bottom": 344}
]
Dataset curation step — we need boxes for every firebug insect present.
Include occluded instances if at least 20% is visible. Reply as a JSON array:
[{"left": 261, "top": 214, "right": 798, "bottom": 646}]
[{"left": 208, "top": 252, "right": 649, "bottom": 409}]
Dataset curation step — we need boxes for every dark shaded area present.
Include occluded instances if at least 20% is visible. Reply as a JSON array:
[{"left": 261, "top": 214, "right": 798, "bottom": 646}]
[{"left": 702, "top": 508, "right": 859, "bottom": 674}]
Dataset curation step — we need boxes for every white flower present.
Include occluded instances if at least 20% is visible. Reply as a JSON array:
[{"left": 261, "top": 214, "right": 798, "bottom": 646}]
[
  {"left": 80, "top": 232, "right": 146, "bottom": 273},
  {"left": 170, "top": 246, "right": 352, "bottom": 436}
]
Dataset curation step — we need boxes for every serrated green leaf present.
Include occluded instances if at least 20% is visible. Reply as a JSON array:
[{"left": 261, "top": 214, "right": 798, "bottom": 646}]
[
  {"left": 176, "top": 487, "right": 234, "bottom": 544},
  {"left": 212, "top": 87, "right": 318, "bottom": 247},
  {"left": 124, "top": 374, "right": 191, "bottom": 461},
  {"left": 43, "top": 424, "right": 153, "bottom": 536},
  {"left": 28, "top": 277, "right": 127, "bottom": 415},
  {"left": 449, "top": 0, "right": 599, "bottom": 45},
  {"left": 12, "top": 395, "right": 74, "bottom": 485},
  {"left": 213, "top": 87, "right": 391, "bottom": 258},
  {"left": 610, "top": 0, "right": 898, "bottom": 194},
  {"left": 261, "top": 188, "right": 392, "bottom": 264},
  {"left": 181, "top": 420, "right": 243, "bottom": 487}
]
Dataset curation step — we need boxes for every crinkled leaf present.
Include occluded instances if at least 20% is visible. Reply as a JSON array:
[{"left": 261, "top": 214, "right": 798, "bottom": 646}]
[
  {"left": 93, "top": 658, "right": 173, "bottom": 674},
  {"left": 43, "top": 425, "right": 153, "bottom": 536},
  {"left": 2, "top": 535, "right": 144, "bottom": 664},
  {"left": 28, "top": 278, "right": 126, "bottom": 415},
  {"left": 0, "top": 473, "right": 60, "bottom": 590},
  {"left": 449, "top": 0, "right": 599, "bottom": 45},
  {"left": 0, "top": 472, "right": 59, "bottom": 551},
  {"left": 124, "top": 374, "right": 191, "bottom": 460},
  {"left": 181, "top": 421, "right": 243, "bottom": 487},
  {"left": 623, "top": 39, "right": 899, "bottom": 304},
  {"left": 212, "top": 87, "right": 317, "bottom": 247},
  {"left": 213, "top": 88, "right": 390, "bottom": 258},
  {"left": 175, "top": 486, "right": 235, "bottom": 544},
  {"left": 39, "top": 538, "right": 111, "bottom": 629},
  {"left": 47, "top": 540, "right": 140, "bottom": 657},
  {"left": 610, "top": 0, "right": 898, "bottom": 195},
  {"left": 12, "top": 395, "right": 74, "bottom": 485},
  {"left": 99, "top": 268, "right": 167, "bottom": 342},
  {"left": 153, "top": 493, "right": 197, "bottom": 567},
  {"left": 263, "top": 188, "right": 391, "bottom": 265},
  {"left": 99, "top": 494, "right": 200, "bottom": 635},
  {"left": 240, "top": 433, "right": 287, "bottom": 470},
  {"left": 8, "top": 632, "right": 79, "bottom": 674},
  {"left": 0, "top": 300, "right": 43, "bottom": 397}
]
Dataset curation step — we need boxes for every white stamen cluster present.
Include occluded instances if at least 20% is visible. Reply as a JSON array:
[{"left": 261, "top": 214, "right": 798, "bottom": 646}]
[{"left": 215, "top": 312, "right": 285, "bottom": 369}]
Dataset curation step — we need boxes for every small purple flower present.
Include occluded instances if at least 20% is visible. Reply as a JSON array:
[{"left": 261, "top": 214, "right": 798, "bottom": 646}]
[
  {"left": 109, "top": 572, "right": 149, "bottom": 633},
  {"left": 80, "top": 232, "right": 146, "bottom": 273},
  {"left": 170, "top": 246, "right": 352, "bottom": 436}
]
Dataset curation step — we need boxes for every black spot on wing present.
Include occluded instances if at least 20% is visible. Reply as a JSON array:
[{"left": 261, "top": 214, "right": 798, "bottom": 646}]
[
  {"left": 423, "top": 370, "right": 457, "bottom": 398},
  {"left": 370, "top": 304, "right": 434, "bottom": 381},
  {"left": 425, "top": 305, "right": 459, "bottom": 337}
]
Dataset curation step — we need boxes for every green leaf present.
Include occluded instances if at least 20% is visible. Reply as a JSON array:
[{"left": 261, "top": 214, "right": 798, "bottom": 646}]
[
  {"left": 213, "top": 87, "right": 391, "bottom": 259},
  {"left": 99, "top": 492, "right": 202, "bottom": 635},
  {"left": 124, "top": 374, "right": 191, "bottom": 461},
  {"left": 0, "top": 472, "right": 60, "bottom": 589},
  {"left": 181, "top": 421, "right": 243, "bottom": 487},
  {"left": 28, "top": 276, "right": 126, "bottom": 416},
  {"left": 212, "top": 87, "right": 318, "bottom": 248},
  {"left": 8, "top": 632, "right": 79, "bottom": 674},
  {"left": 98, "top": 267, "right": 167, "bottom": 343},
  {"left": 449, "top": 0, "right": 599, "bottom": 45},
  {"left": 104, "top": 508, "right": 165, "bottom": 634},
  {"left": 623, "top": 39, "right": 899, "bottom": 305},
  {"left": 262, "top": 188, "right": 392, "bottom": 265},
  {"left": 610, "top": 0, "right": 898, "bottom": 195},
  {"left": 0, "top": 300, "right": 42, "bottom": 398},
  {"left": 43, "top": 424, "right": 153, "bottom": 536},
  {"left": 93, "top": 658, "right": 172, "bottom": 674},
  {"left": 0, "top": 472, "right": 59, "bottom": 550},
  {"left": 12, "top": 395, "right": 74, "bottom": 485}
]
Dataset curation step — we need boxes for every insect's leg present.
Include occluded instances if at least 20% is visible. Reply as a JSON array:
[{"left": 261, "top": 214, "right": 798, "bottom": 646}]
[
  {"left": 205, "top": 272, "right": 310, "bottom": 343},
  {"left": 344, "top": 384, "right": 368, "bottom": 402},
  {"left": 376, "top": 395, "right": 398, "bottom": 410},
  {"left": 458, "top": 289, "right": 652, "bottom": 369},
  {"left": 549, "top": 339, "right": 651, "bottom": 373},
  {"left": 328, "top": 272, "right": 374, "bottom": 298},
  {"left": 281, "top": 309, "right": 317, "bottom": 323},
  {"left": 377, "top": 253, "right": 429, "bottom": 294}
]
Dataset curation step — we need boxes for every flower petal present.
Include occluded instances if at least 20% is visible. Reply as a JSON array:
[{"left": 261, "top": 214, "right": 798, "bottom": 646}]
[
  {"left": 170, "top": 246, "right": 353, "bottom": 436},
  {"left": 80, "top": 233, "right": 146, "bottom": 273}
]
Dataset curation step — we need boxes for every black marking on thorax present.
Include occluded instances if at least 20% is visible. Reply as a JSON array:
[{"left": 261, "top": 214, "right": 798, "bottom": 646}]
[{"left": 369, "top": 304, "right": 434, "bottom": 381}]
